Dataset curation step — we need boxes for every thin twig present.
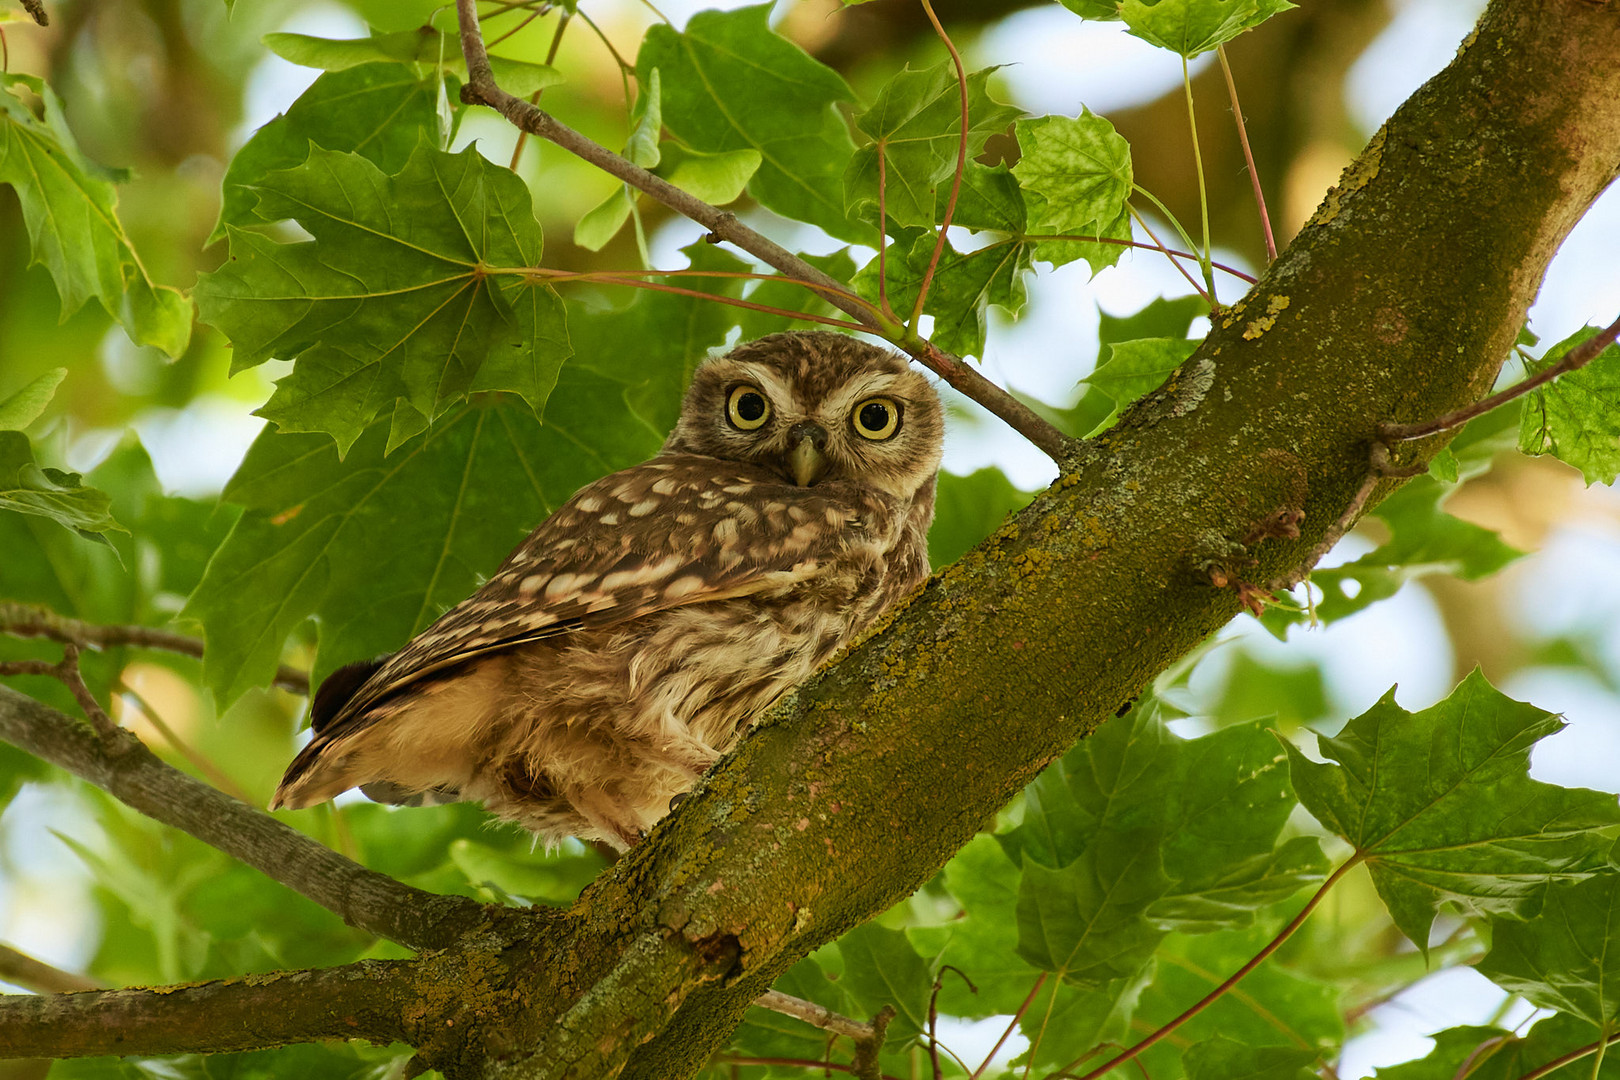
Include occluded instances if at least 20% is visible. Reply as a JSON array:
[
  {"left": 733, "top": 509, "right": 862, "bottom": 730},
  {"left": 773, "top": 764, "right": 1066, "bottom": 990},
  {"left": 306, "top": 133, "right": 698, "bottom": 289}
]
[
  {"left": 451, "top": 0, "right": 1075, "bottom": 463},
  {"left": 116, "top": 680, "right": 255, "bottom": 805},
  {"left": 1075, "top": 857, "right": 1361, "bottom": 1080},
  {"left": 929, "top": 965, "right": 977, "bottom": 1080},
  {"left": 1218, "top": 45, "right": 1276, "bottom": 262},
  {"left": 911, "top": 0, "right": 970, "bottom": 331},
  {"left": 542, "top": 272, "right": 870, "bottom": 331},
  {"left": 508, "top": 9, "right": 570, "bottom": 170},
  {"left": 1448, "top": 1035, "right": 1507, "bottom": 1080},
  {"left": 0, "top": 601, "right": 309, "bottom": 696},
  {"left": 21, "top": 0, "right": 48, "bottom": 27},
  {"left": 754, "top": 990, "right": 876, "bottom": 1041},
  {"left": 0, "top": 643, "right": 118, "bottom": 742},
  {"left": 1381, "top": 311, "right": 1620, "bottom": 443},
  {"left": 0, "top": 943, "right": 102, "bottom": 994},
  {"left": 971, "top": 972, "right": 1046, "bottom": 1079}
]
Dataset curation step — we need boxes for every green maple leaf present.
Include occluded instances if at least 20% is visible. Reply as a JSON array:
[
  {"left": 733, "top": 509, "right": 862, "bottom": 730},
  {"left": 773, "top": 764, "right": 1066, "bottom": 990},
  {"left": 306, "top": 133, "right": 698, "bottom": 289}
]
[
  {"left": 1017, "top": 830, "right": 1170, "bottom": 985},
  {"left": 194, "top": 145, "right": 569, "bottom": 454},
  {"left": 844, "top": 62, "right": 1022, "bottom": 229},
  {"left": 837, "top": 922, "right": 937, "bottom": 1045},
  {"left": 1519, "top": 324, "right": 1620, "bottom": 485},
  {"left": 1118, "top": 0, "right": 1298, "bottom": 58},
  {"left": 1082, "top": 337, "right": 1201, "bottom": 434},
  {"left": 1183, "top": 1036, "right": 1319, "bottom": 1080},
  {"left": 637, "top": 4, "right": 863, "bottom": 242},
  {"left": 1284, "top": 670, "right": 1620, "bottom": 950},
  {"left": 1478, "top": 868, "right": 1620, "bottom": 1028},
  {"left": 1375, "top": 1016, "right": 1620, "bottom": 1079},
  {"left": 0, "top": 74, "right": 191, "bottom": 358},
  {"left": 184, "top": 371, "right": 661, "bottom": 706},
  {"left": 0, "top": 430, "right": 123, "bottom": 544},
  {"left": 1012, "top": 111, "right": 1133, "bottom": 270},
  {"left": 213, "top": 63, "right": 446, "bottom": 243},
  {"left": 851, "top": 233, "right": 1034, "bottom": 360}
]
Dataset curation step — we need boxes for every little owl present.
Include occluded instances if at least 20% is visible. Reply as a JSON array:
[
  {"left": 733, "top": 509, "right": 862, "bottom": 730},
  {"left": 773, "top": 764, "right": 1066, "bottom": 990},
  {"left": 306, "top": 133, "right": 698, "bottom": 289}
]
[{"left": 270, "top": 331, "right": 944, "bottom": 849}]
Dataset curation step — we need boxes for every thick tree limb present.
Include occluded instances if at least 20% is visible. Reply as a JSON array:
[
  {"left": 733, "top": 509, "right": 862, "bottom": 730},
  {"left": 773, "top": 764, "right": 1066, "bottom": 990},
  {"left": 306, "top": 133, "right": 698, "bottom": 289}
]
[
  {"left": 0, "top": 686, "right": 494, "bottom": 952},
  {"left": 0, "top": 960, "right": 419, "bottom": 1059}
]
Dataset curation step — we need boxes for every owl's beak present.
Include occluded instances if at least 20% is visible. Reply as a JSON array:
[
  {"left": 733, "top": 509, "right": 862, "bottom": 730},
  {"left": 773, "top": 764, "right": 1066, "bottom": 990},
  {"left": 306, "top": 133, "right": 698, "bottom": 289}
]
[{"left": 787, "top": 427, "right": 829, "bottom": 487}]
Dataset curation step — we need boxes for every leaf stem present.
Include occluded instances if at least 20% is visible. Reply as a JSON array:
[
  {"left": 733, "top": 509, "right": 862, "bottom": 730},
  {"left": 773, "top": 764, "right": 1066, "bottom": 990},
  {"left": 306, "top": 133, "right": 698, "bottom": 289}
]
[
  {"left": 1515, "top": 1028, "right": 1620, "bottom": 1080},
  {"left": 1218, "top": 45, "right": 1276, "bottom": 262},
  {"left": 971, "top": 972, "right": 1046, "bottom": 1080},
  {"left": 1182, "top": 55, "right": 1217, "bottom": 304},
  {"left": 1019, "top": 232, "right": 1257, "bottom": 283},
  {"left": 1128, "top": 205, "right": 1211, "bottom": 304},
  {"left": 115, "top": 679, "right": 255, "bottom": 805},
  {"left": 911, "top": 0, "right": 970, "bottom": 333},
  {"left": 1075, "top": 856, "right": 1362, "bottom": 1080}
]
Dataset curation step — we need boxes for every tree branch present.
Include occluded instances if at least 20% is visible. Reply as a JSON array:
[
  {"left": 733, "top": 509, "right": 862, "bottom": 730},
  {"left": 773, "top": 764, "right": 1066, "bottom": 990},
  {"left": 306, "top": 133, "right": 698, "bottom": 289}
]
[
  {"left": 0, "top": 686, "right": 493, "bottom": 951},
  {"left": 450, "top": 0, "right": 1075, "bottom": 463},
  {"left": 0, "top": 602, "right": 309, "bottom": 696},
  {"left": 0, "top": 944, "right": 101, "bottom": 994},
  {"left": 0, "top": 960, "right": 419, "bottom": 1059}
]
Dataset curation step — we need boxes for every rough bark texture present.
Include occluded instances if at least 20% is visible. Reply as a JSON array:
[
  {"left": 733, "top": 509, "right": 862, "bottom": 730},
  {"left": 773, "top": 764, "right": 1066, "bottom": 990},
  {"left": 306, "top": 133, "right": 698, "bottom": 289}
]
[{"left": 2, "top": 0, "right": 1618, "bottom": 1076}]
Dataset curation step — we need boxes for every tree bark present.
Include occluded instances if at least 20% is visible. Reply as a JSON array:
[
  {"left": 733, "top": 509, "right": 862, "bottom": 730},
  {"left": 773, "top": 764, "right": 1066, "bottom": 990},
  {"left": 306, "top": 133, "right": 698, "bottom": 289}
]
[{"left": 1, "top": 0, "right": 1617, "bottom": 1076}]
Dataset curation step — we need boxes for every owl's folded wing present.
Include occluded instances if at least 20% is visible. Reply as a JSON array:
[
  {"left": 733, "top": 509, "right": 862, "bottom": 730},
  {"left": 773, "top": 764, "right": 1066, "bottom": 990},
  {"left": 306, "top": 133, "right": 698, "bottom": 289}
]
[{"left": 308, "top": 455, "right": 888, "bottom": 742}]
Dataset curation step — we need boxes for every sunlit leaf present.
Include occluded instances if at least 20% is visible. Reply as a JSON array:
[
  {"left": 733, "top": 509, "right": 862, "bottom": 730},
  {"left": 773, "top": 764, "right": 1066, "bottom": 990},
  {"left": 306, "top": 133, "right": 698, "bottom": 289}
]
[
  {"left": 195, "top": 145, "right": 569, "bottom": 453},
  {"left": 0, "top": 367, "right": 66, "bottom": 430},
  {"left": 0, "top": 430, "right": 122, "bottom": 542},
  {"left": 1519, "top": 324, "right": 1620, "bottom": 485},
  {"left": 844, "top": 62, "right": 1021, "bottom": 229},
  {"left": 1119, "top": 0, "right": 1298, "bottom": 58},
  {"left": 1478, "top": 869, "right": 1620, "bottom": 1027},
  {"left": 1012, "top": 111, "right": 1133, "bottom": 270},
  {"left": 638, "top": 4, "right": 863, "bottom": 242},
  {"left": 1284, "top": 671, "right": 1620, "bottom": 950},
  {"left": 264, "top": 29, "right": 561, "bottom": 96},
  {"left": 0, "top": 74, "right": 191, "bottom": 357},
  {"left": 213, "top": 63, "right": 445, "bottom": 243}
]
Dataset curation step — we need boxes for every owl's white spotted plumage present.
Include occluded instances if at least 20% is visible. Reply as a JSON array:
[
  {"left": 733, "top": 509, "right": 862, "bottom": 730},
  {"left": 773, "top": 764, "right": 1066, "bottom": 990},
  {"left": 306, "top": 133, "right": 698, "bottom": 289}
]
[{"left": 271, "top": 331, "right": 944, "bottom": 849}]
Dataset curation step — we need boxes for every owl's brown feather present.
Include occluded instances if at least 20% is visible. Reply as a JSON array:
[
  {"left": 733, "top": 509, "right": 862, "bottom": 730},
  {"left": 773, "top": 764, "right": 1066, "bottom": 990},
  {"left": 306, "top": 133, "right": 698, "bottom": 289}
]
[{"left": 270, "top": 331, "right": 942, "bottom": 849}]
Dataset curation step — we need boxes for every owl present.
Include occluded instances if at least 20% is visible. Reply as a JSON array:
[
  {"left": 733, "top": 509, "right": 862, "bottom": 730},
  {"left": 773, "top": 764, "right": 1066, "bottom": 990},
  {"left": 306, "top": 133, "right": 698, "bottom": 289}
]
[{"left": 270, "top": 331, "right": 944, "bottom": 850}]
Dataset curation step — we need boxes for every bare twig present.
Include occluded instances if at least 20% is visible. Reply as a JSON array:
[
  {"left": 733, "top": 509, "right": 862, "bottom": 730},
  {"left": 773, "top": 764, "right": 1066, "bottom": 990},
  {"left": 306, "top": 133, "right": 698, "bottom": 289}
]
[
  {"left": 1381, "top": 311, "right": 1620, "bottom": 443},
  {"left": 20, "top": 0, "right": 47, "bottom": 27},
  {"left": 851, "top": 1005, "right": 895, "bottom": 1080},
  {"left": 1218, "top": 46, "right": 1276, "bottom": 262},
  {"left": 754, "top": 990, "right": 876, "bottom": 1041},
  {"left": 0, "top": 944, "right": 102, "bottom": 994},
  {"left": 0, "top": 685, "right": 492, "bottom": 951},
  {"left": 0, "top": 601, "right": 309, "bottom": 696},
  {"left": 1, "top": 642, "right": 117, "bottom": 741},
  {"left": 928, "top": 965, "right": 977, "bottom": 1080},
  {"left": 451, "top": 0, "right": 1075, "bottom": 463}
]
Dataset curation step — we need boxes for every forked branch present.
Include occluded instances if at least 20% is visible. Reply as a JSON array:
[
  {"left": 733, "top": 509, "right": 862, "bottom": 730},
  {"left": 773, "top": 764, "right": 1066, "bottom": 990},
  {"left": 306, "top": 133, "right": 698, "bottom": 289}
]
[{"left": 451, "top": 0, "right": 1074, "bottom": 463}]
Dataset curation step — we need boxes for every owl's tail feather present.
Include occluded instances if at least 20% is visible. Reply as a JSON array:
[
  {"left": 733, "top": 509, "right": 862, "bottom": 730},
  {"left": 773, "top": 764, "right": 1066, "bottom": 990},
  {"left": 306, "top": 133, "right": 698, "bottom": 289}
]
[{"left": 268, "top": 656, "right": 389, "bottom": 811}]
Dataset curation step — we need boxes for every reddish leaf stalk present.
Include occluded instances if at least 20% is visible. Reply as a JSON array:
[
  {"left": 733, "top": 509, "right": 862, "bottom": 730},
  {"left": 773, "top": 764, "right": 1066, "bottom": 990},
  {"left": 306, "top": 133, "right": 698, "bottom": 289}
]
[
  {"left": 1218, "top": 45, "right": 1276, "bottom": 262},
  {"left": 536, "top": 272, "right": 871, "bottom": 331},
  {"left": 1076, "top": 857, "right": 1362, "bottom": 1080},
  {"left": 1129, "top": 206, "right": 1211, "bottom": 303},
  {"left": 1515, "top": 1030, "right": 1620, "bottom": 1080},
  {"left": 971, "top": 972, "right": 1047, "bottom": 1080},
  {"left": 910, "top": 0, "right": 971, "bottom": 332}
]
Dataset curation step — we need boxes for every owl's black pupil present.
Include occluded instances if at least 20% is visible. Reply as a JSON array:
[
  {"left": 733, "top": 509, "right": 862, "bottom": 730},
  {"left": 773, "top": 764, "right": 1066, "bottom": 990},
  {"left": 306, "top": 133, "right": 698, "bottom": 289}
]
[
  {"left": 860, "top": 402, "right": 890, "bottom": 432},
  {"left": 736, "top": 393, "right": 766, "bottom": 422}
]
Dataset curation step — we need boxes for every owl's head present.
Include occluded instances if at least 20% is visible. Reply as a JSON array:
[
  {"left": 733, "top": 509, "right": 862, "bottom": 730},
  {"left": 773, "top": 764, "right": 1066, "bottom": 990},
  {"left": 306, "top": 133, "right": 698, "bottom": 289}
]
[{"left": 665, "top": 331, "right": 944, "bottom": 501}]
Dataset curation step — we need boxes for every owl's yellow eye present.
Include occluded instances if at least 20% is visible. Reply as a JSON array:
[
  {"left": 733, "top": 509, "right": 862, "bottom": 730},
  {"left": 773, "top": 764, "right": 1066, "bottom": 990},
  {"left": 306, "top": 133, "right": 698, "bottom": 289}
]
[
  {"left": 726, "top": 385, "right": 772, "bottom": 431},
  {"left": 852, "top": 397, "right": 901, "bottom": 441}
]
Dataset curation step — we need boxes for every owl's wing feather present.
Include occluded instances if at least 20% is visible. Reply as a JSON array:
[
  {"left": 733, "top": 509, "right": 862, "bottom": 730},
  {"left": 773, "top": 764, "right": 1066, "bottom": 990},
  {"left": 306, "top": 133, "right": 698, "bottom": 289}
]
[{"left": 319, "top": 454, "right": 880, "bottom": 735}]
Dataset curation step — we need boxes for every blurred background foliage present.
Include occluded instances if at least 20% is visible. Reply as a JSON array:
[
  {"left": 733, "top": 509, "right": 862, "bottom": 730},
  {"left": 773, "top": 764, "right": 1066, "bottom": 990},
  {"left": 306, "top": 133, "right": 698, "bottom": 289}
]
[{"left": 2, "top": 0, "right": 1619, "bottom": 1078}]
